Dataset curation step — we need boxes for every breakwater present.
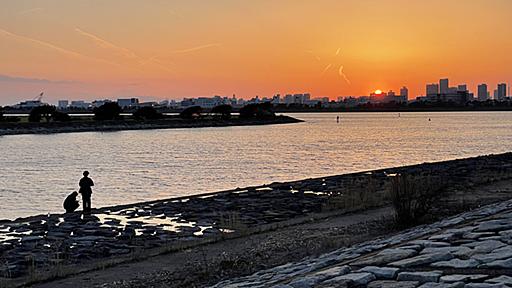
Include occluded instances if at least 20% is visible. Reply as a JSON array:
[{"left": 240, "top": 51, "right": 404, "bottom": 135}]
[
  {"left": 1, "top": 152, "right": 512, "bottom": 287},
  {"left": 0, "top": 115, "right": 301, "bottom": 136}
]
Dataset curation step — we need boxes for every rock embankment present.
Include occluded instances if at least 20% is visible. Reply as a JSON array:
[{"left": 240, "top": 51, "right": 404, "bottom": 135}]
[
  {"left": 211, "top": 199, "right": 512, "bottom": 287},
  {"left": 0, "top": 152, "right": 511, "bottom": 286}
]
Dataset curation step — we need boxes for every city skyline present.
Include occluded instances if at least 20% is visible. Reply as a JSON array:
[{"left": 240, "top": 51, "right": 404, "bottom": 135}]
[{"left": 1, "top": 0, "right": 512, "bottom": 105}]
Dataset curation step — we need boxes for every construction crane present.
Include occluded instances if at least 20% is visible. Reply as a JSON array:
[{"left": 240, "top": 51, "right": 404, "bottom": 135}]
[{"left": 33, "top": 92, "right": 44, "bottom": 102}]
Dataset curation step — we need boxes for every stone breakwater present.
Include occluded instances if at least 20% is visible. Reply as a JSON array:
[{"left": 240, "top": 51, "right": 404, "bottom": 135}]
[
  {"left": 0, "top": 153, "right": 511, "bottom": 286},
  {"left": 0, "top": 115, "right": 302, "bottom": 136},
  {"left": 210, "top": 198, "right": 512, "bottom": 288}
]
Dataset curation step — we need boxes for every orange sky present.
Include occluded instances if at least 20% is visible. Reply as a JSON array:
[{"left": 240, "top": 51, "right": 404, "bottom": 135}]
[{"left": 1, "top": 0, "right": 512, "bottom": 105}]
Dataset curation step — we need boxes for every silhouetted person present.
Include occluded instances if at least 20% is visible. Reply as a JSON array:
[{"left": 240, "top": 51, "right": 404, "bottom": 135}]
[
  {"left": 336, "top": 116, "right": 340, "bottom": 123},
  {"left": 79, "top": 171, "right": 94, "bottom": 213},
  {"left": 63, "top": 191, "right": 79, "bottom": 213}
]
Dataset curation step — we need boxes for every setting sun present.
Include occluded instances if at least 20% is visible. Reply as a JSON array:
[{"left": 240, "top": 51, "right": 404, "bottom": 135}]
[{"left": 374, "top": 90, "right": 382, "bottom": 95}]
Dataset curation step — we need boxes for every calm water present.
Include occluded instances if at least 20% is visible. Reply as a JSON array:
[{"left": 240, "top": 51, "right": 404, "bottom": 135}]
[{"left": 1, "top": 112, "right": 511, "bottom": 220}]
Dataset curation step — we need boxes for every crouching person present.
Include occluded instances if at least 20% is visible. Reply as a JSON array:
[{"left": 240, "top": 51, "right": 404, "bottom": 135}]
[{"left": 63, "top": 191, "right": 80, "bottom": 213}]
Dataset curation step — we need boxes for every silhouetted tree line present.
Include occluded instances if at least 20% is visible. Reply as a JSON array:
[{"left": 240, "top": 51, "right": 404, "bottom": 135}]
[
  {"left": 178, "top": 103, "right": 275, "bottom": 120},
  {"left": 28, "top": 105, "right": 70, "bottom": 123},
  {"left": 180, "top": 106, "right": 202, "bottom": 119},
  {"left": 133, "top": 106, "right": 163, "bottom": 120},
  {"left": 211, "top": 104, "right": 232, "bottom": 119},
  {"left": 93, "top": 102, "right": 122, "bottom": 121},
  {"left": 0, "top": 106, "right": 20, "bottom": 122},
  {"left": 239, "top": 102, "right": 275, "bottom": 119}
]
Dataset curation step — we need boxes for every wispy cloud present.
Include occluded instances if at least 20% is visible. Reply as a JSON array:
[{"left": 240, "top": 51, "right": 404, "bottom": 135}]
[
  {"left": 0, "top": 28, "right": 85, "bottom": 59},
  {"left": 0, "top": 27, "right": 119, "bottom": 67},
  {"left": 18, "top": 7, "right": 44, "bottom": 15},
  {"left": 75, "top": 27, "right": 173, "bottom": 72},
  {"left": 171, "top": 43, "right": 222, "bottom": 54},
  {"left": 0, "top": 74, "right": 75, "bottom": 84}
]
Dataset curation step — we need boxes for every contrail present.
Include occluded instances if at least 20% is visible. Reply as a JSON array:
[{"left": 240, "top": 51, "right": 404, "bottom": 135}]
[
  {"left": 144, "top": 57, "right": 175, "bottom": 73},
  {"left": 321, "top": 63, "right": 332, "bottom": 76},
  {"left": 305, "top": 50, "right": 321, "bottom": 61},
  {"left": 171, "top": 43, "right": 221, "bottom": 54},
  {"left": 309, "top": 47, "right": 351, "bottom": 84},
  {"left": 75, "top": 28, "right": 140, "bottom": 61},
  {"left": 75, "top": 27, "right": 173, "bottom": 72},
  {"left": 0, "top": 27, "right": 119, "bottom": 67},
  {"left": 339, "top": 66, "right": 351, "bottom": 85}
]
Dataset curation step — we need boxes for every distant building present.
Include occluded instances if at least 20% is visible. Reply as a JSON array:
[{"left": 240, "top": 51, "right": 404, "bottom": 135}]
[
  {"left": 58, "top": 100, "right": 69, "bottom": 109},
  {"left": 69, "top": 101, "right": 90, "bottom": 109},
  {"left": 440, "top": 78, "right": 449, "bottom": 94},
  {"left": 457, "top": 84, "right": 467, "bottom": 92},
  {"left": 92, "top": 99, "right": 111, "bottom": 108},
  {"left": 426, "top": 83, "right": 439, "bottom": 96},
  {"left": 271, "top": 94, "right": 281, "bottom": 104},
  {"left": 282, "top": 93, "right": 311, "bottom": 105},
  {"left": 14, "top": 100, "right": 44, "bottom": 109},
  {"left": 447, "top": 87, "right": 458, "bottom": 94},
  {"left": 139, "top": 101, "right": 158, "bottom": 107},
  {"left": 400, "top": 86, "right": 408, "bottom": 99},
  {"left": 181, "top": 98, "right": 194, "bottom": 107},
  {"left": 497, "top": 83, "right": 507, "bottom": 101},
  {"left": 369, "top": 90, "right": 406, "bottom": 103},
  {"left": 195, "top": 96, "right": 224, "bottom": 108},
  {"left": 117, "top": 98, "right": 139, "bottom": 108},
  {"left": 477, "top": 84, "right": 488, "bottom": 101},
  {"left": 442, "top": 91, "right": 471, "bottom": 104},
  {"left": 317, "top": 97, "right": 330, "bottom": 103}
]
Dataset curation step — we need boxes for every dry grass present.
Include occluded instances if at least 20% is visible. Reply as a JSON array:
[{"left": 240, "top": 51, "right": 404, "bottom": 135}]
[{"left": 390, "top": 173, "right": 446, "bottom": 227}]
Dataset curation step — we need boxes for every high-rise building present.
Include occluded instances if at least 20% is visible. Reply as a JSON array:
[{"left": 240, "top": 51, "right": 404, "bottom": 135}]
[
  {"left": 497, "top": 83, "right": 507, "bottom": 101},
  {"left": 457, "top": 84, "right": 467, "bottom": 92},
  {"left": 477, "top": 84, "right": 488, "bottom": 101},
  {"left": 426, "top": 83, "right": 439, "bottom": 96},
  {"left": 400, "top": 86, "right": 408, "bottom": 98},
  {"left": 440, "top": 78, "right": 449, "bottom": 94}
]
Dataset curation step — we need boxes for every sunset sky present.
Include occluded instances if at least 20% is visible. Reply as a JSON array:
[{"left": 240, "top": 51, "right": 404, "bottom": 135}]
[{"left": 1, "top": 0, "right": 512, "bottom": 105}]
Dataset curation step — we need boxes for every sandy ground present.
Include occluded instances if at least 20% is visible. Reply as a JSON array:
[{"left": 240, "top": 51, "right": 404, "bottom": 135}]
[{"left": 32, "top": 179, "right": 512, "bottom": 288}]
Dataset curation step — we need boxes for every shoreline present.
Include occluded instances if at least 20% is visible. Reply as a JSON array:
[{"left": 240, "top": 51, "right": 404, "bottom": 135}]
[
  {"left": 0, "top": 115, "right": 302, "bottom": 136},
  {"left": 5, "top": 151, "right": 509, "bottom": 224},
  {"left": 1, "top": 152, "right": 512, "bottom": 287},
  {"left": 5, "top": 107, "right": 512, "bottom": 115}
]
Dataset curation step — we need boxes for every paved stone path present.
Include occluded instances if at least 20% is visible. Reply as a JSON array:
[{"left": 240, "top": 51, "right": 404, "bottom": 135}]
[{"left": 211, "top": 198, "right": 512, "bottom": 288}]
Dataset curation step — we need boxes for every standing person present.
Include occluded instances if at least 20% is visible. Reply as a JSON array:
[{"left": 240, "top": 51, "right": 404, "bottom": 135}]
[{"left": 79, "top": 171, "right": 94, "bottom": 213}]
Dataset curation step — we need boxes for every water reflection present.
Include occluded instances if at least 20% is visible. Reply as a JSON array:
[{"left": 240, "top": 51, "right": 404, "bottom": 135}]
[{"left": 0, "top": 112, "right": 511, "bottom": 219}]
